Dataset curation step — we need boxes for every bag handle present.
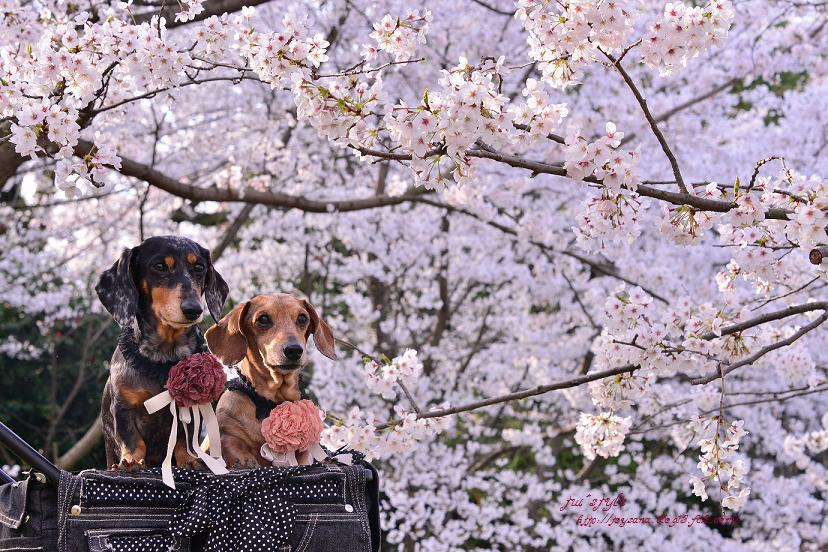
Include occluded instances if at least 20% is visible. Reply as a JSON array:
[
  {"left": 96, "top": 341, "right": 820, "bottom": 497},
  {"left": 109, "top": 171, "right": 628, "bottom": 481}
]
[{"left": 0, "top": 421, "right": 62, "bottom": 486}]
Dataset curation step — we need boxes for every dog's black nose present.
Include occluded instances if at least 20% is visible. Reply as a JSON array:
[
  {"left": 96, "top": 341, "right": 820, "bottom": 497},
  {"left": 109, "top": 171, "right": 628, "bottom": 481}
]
[
  {"left": 283, "top": 344, "right": 304, "bottom": 361},
  {"left": 181, "top": 302, "right": 203, "bottom": 320}
]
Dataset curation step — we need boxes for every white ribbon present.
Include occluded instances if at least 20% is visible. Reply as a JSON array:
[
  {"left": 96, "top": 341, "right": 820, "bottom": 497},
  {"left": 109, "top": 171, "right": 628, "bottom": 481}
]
[
  {"left": 331, "top": 452, "right": 353, "bottom": 466},
  {"left": 144, "top": 390, "right": 228, "bottom": 489},
  {"left": 260, "top": 445, "right": 298, "bottom": 467},
  {"left": 260, "top": 441, "right": 330, "bottom": 468}
]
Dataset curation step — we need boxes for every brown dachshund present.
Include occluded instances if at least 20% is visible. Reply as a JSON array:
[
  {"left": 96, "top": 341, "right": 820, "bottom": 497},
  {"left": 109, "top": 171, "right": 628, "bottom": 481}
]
[{"left": 205, "top": 293, "right": 336, "bottom": 468}]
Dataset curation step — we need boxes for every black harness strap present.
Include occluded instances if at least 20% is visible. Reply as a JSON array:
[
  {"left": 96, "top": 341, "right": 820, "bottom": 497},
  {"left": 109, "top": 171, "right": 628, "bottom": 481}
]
[
  {"left": 225, "top": 370, "right": 279, "bottom": 420},
  {"left": 225, "top": 369, "right": 310, "bottom": 420}
]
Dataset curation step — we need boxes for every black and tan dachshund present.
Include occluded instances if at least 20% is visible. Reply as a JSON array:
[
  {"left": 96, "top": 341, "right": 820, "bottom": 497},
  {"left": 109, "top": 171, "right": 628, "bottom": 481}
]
[{"left": 96, "top": 236, "right": 229, "bottom": 470}]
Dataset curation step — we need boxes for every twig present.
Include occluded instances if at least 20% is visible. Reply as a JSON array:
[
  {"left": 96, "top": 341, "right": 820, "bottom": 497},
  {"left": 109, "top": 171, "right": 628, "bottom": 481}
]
[
  {"left": 315, "top": 57, "right": 425, "bottom": 78},
  {"left": 631, "top": 385, "right": 828, "bottom": 435},
  {"left": 697, "top": 302, "right": 828, "bottom": 340},
  {"left": 752, "top": 276, "right": 820, "bottom": 310},
  {"left": 335, "top": 336, "right": 423, "bottom": 413},
  {"left": 602, "top": 50, "right": 689, "bottom": 195},
  {"left": 560, "top": 269, "right": 600, "bottom": 331},
  {"left": 691, "top": 312, "right": 828, "bottom": 384},
  {"left": 397, "top": 381, "right": 423, "bottom": 415},
  {"left": 468, "top": 0, "right": 515, "bottom": 15},
  {"left": 375, "top": 364, "right": 637, "bottom": 429},
  {"left": 747, "top": 156, "right": 793, "bottom": 190}
]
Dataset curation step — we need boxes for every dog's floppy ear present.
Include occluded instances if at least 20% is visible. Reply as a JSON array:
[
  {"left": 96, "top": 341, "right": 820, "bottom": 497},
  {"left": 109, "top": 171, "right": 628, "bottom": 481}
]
[
  {"left": 301, "top": 299, "right": 337, "bottom": 360},
  {"left": 205, "top": 301, "right": 249, "bottom": 366},
  {"left": 199, "top": 246, "right": 229, "bottom": 323},
  {"left": 96, "top": 247, "right": 138, "bottom": 328}
]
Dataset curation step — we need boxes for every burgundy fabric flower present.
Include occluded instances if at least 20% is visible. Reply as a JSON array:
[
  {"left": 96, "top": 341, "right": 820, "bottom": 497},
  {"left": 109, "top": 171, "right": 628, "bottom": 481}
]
[
  {"left": 166, "top": 352, "right": 226, "bottom": 407},
  {"left": 261, "top": 400, "right": 324, "bottom": 453}
]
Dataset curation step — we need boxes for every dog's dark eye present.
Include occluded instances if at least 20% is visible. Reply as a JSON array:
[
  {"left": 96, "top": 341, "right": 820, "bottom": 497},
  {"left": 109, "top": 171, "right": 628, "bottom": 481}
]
[
  {"left": 193, "top": 263, "right": 206, "bottom": 273},
  {"left": 255, "top": 315, "right": 272, "bottom": 329},
  {"left": 297, "top": 314, "right": 309, "bottom": 325},
  {"left": 152, "top": 262, "right": 166, "bottom": 271}
]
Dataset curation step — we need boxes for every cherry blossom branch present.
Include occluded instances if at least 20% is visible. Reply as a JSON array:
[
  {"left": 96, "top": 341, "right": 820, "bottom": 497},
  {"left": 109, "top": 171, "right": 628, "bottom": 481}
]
[
  {"left": 697, "top": 301, "right": 828, "bottom": 340},
  {"left": 375, "top": 364, "right": 637, "bottom": 429},
  {"left": 631, "top": 385, "right": 828, "bottom": 435},
  {"left": 132, "top": 0, "right": 272, "bottom": 27},
  {"left": 396, "top": 381, "right": 423, "bottom": 415},
  {"left": 352, "top": 145, "right": 792, "bottom": 220},
  {"left": 75, "top": 139, "right": 430, "bottom": 212},
  {"left": 748, "top": 155, "right": 793, "bottom": 190},
  {"left": 691, "top": 311, "right": 828, "bottom": 384},
  {"left": 466, "top": 146, "right": 793, "bottom": 219},
  {"left": 314, "top": 57, "right": 425, "bottom": 78},
  {"left": 603, "top": 50, "right": 689, "bottom": 195}
]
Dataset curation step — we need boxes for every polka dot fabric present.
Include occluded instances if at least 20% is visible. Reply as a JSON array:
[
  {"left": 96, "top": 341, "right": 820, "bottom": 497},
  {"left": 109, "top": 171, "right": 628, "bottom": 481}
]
[
  {"left": 84, "top": 474, "right": 189, "bottom": 507},
  {"left": 78, "top": 465, "right": 352, "bottom": 551},
  {"left": 108, "top": 533, "right": 180, "bottom": 552},
  {"left": 169, "top": 466, "right": 344, "bottom": 551}
]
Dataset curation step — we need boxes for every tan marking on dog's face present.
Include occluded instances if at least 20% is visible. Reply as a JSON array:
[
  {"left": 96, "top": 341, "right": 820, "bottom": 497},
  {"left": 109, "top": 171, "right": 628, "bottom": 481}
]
[
  {"left": 140, "top": 279, "right": 149, "bottom": 294},
  {"left": 243, "top": 293, "right": 311, "bottom": 371},
  {"left": 150, "top": 286, "right": 194, "bottom": 339},
  {"left": 186, "top": 253, "right": 197, "bottom": 264},
  {"left": 164, "top": 256, "right": 175, "bottom": 269}
]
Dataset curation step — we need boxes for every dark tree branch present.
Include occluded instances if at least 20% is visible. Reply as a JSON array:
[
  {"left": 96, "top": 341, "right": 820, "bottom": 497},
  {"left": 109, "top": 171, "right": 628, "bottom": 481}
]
[
  {"left": 691, "top": 311, "right": 828, "bottom": 384},
  {"left": 211, "top": 203, "right": 255, "bottom": 260},
  {"left": 603, "top": 50, "right": 689, "bottom": 194},
  {"left": 376, "top": 364, "right": 637, "bottom": 429},
  {"left": 132, "top": 0, "right": 272, "bottom": 28},
  {"left": 75, "top": 139, "right": 430, "bottom": 212},
  {"left": 698, "top": 302, "right": 828, "bottom": 340},
  {"left": 353, "top": 144, "right": 793, "bottom": 220}
]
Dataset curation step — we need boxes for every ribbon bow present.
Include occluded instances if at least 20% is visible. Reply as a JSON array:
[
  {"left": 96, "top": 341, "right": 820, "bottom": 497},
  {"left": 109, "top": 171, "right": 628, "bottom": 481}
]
[
  {"left": 170, "top": 466, "right": 311, "bottom": 551},
  {"left": 143, "top": 352, "right": 228, "bottom": 488}
]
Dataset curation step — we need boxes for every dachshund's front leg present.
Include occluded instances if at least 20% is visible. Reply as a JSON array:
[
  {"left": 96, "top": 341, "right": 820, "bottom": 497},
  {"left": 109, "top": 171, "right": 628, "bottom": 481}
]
[
  {"left": 221, "top": 434, "right": 263, "bottom": 469},
  {"left": 174, "top": 437, "right": 207, "bottom": 471},
  {"left": 111, "top": 397, "right": 147, "bottom": 471}
]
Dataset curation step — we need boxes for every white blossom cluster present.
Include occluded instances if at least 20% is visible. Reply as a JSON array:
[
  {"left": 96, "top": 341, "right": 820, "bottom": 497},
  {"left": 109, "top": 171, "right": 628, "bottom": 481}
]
[
  {"left": 574, "top": 411, "right": 633, "bottom": 460},
  {"left": 361, "top": 348, "right": 423, "bottom": 399},
  {"left": 364, "top": 10, "right": 432, "bottom": 62},
  {"left": 321, "top": 404, "right": 449, "bottom": 461},
  {"left": 688, "top": 416, "right": 751, "bottom": 512},
  {"left": 516, "top": 0, "right": 634, "bottom": 88},
  {"left": 386, "top": 57, "right": 513, "bottom": 188},
  {"left": 782, "top": 412, "right": 828, "bottom": 493},
  {"left": 640, "top": 0, "right": 736, "bottom": 76}
]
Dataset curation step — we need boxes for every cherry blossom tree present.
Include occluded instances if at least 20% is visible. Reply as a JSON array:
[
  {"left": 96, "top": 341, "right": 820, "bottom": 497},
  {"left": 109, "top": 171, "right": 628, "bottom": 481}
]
[{"left": 2, "top": 0, "right": 828, "bottom": 548}]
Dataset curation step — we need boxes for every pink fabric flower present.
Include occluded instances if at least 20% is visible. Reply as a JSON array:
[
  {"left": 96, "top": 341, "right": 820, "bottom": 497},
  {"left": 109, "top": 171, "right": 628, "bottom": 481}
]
[
  {"left": 261, "top": 400, "right": 324, "bottom": 453},
  {"left": 166, "top": 353, "right": 226, "bottom": 407}
]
